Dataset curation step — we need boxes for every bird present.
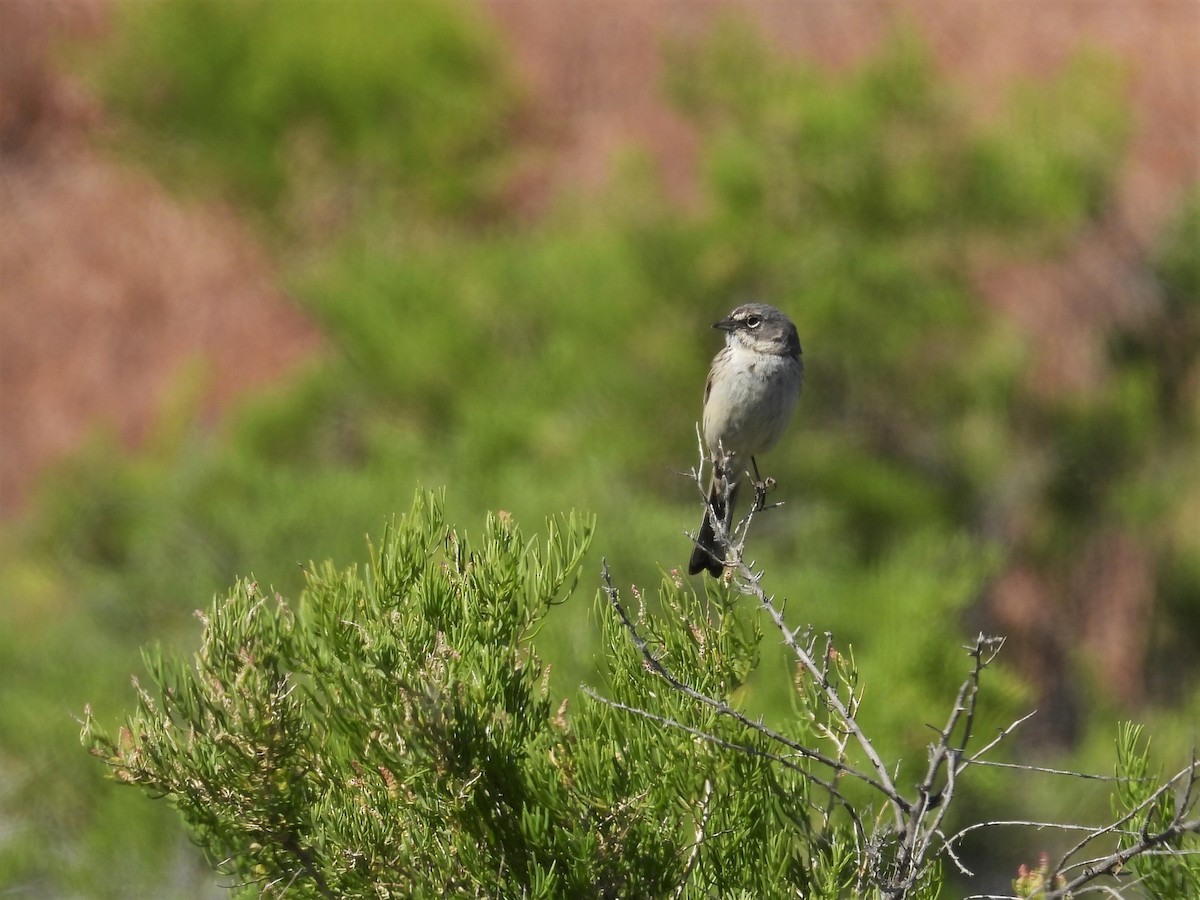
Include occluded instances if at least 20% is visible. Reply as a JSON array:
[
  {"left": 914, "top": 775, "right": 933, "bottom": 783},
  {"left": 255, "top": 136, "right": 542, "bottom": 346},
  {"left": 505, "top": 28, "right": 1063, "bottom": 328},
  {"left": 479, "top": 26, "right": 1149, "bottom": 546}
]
[{"left": 688, "top": 302, "right": 804, "bottom": 577}]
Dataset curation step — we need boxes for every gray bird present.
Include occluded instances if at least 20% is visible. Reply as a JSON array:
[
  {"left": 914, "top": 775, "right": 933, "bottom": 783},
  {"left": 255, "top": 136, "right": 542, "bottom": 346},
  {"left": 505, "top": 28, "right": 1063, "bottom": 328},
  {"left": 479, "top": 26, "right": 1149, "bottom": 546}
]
[{"left": 688, "top": 303, "right": 804, "bottom": 577}]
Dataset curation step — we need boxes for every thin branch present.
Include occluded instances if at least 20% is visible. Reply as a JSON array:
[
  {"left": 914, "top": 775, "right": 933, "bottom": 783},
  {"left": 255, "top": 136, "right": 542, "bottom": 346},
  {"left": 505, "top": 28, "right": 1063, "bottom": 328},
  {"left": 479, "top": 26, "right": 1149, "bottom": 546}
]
[
  {"left": 966, "top": 757, "right": 1129, "bottom": 780},
  {"left": 672, "top": 777, "right": 714, "bottom": 899},
  {"left": 611, "top": 452, "right": 1200, "bottom": 896},
  {"left": 957, "top": 705, "right": 1032, "bottom": 767},
  {"left": 1054, "top": 757, "right": 1197, "bottom": 875},
  {"left": 582, "top": 685, "right": 865, "bottom": 846},
  {"left": 598, "top": 560, "right": 891, "bottom": 798},
  {"left": 1045, "top": 757, "right": 1200, "bottom": 898},
  {"left": 891, "top": 634, "right": 1004, "bottom": 888},
  {"left": 732, "top": 572, "right": 908, "bottom": 830},
  {"left": 948, "top": 818, "right": 1140, "bottom": 845}
]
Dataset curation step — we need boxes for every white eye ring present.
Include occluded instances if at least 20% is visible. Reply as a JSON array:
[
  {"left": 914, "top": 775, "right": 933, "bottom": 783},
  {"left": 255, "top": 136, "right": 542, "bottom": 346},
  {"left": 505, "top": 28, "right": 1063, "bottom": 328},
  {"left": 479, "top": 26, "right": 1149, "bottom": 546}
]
[{"left": 745, "top": 315, "right": 761, "bottom": 328}]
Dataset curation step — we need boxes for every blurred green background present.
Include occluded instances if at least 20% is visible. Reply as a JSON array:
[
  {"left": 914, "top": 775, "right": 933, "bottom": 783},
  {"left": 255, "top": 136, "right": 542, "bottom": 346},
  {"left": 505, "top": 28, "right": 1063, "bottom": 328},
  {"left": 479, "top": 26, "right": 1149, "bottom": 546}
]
[{"left": 1, "top": 0, "right": 1198, "bottom": 895}]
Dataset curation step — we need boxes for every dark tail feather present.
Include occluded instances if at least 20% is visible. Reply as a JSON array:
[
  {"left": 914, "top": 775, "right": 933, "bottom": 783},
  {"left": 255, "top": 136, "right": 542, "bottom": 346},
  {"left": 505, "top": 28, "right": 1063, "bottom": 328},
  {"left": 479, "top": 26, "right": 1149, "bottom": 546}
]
[
  {"left": 688, "top": 507, "right": 723, "bottom": 577},
  {"left": 688, "top": 478, "right": 737, "bottom": 577}
]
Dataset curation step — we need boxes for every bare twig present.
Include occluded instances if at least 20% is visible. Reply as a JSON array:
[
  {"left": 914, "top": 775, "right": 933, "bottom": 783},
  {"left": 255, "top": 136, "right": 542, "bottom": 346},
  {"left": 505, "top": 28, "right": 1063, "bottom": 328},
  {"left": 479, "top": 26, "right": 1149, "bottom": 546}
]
[
  {"left": 1044, "top": 757, "right": 1200, "bottom": 898},
  {"left": 582, "top": 684, "right": 867, "bottom": 846},
  {"left": 697, "top": 459, "right": 910, "bottom": 841},
  {"left": 602, "top": 455, "right": 1200, "bottom": 897},
  {"left": 672, "top": 778, "right": 714, "bottom": 899},
  {"left": 599, "top": 561, "right": 886, "bottom": 797}
]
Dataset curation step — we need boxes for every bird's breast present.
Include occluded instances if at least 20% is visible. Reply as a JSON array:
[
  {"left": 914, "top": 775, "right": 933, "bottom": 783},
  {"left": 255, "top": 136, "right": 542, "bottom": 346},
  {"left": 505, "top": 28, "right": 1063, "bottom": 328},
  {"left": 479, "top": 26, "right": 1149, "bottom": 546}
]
[{"left": 702, "top": 349, "right": 802, "bottom": 459}]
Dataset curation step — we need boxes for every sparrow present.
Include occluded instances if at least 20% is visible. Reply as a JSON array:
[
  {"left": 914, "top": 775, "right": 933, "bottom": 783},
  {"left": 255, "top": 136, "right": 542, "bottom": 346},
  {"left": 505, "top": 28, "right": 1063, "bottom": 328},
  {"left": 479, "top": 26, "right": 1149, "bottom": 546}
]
[{"left": 688, "top": 303, "right": 804, "bottom": 577}]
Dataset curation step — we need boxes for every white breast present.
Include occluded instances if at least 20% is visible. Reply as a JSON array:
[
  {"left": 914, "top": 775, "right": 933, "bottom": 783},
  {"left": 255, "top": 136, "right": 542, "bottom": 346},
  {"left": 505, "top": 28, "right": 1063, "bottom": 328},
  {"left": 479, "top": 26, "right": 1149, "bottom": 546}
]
[{"left": 703, "top": 345, "right": 803, "bottom": 461}]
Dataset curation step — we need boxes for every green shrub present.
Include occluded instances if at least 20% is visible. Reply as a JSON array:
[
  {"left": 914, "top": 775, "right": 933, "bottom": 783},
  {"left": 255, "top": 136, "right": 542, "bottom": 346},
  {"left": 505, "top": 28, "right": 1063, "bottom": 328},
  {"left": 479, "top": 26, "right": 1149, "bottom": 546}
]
[{"left": 83, "top": 497, "right": 1200, "bottom": 897}]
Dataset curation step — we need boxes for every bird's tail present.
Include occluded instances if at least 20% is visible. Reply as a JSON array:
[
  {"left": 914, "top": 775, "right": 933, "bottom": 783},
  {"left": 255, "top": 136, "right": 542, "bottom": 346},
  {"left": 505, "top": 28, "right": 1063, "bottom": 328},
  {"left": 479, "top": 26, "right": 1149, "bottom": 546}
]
[{"left": 688, "top": 474, "right": 738, "bottom": 577}]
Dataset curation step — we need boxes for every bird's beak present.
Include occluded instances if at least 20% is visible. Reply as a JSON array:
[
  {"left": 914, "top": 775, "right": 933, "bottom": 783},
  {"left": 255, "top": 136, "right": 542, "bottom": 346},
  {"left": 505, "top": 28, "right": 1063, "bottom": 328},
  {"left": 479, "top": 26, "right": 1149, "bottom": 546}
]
[{"left": 713, "top": 316, "right": 736, "bottom": 333}]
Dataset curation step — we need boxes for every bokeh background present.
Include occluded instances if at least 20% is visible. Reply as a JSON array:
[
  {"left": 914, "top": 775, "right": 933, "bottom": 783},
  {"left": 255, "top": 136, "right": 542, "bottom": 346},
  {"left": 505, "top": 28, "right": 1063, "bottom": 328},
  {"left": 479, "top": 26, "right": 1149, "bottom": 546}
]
[{"left": 1, "top": 0, "right": 1197, "bottom": 895}]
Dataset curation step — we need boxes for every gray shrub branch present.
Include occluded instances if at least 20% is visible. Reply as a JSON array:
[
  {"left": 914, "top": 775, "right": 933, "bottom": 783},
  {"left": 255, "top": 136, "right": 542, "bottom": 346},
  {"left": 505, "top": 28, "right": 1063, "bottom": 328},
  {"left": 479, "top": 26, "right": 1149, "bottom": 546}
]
[{"left": 596, "top": 448, "right": 1200, "bottom": 897}]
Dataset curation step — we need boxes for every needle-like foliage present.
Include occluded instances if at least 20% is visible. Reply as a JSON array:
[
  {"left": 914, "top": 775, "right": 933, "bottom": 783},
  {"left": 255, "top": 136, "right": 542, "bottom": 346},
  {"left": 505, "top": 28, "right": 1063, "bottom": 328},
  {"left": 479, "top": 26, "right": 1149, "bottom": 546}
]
[{"left": 85, "top": 488, "right": 1200, "bottom": 897}]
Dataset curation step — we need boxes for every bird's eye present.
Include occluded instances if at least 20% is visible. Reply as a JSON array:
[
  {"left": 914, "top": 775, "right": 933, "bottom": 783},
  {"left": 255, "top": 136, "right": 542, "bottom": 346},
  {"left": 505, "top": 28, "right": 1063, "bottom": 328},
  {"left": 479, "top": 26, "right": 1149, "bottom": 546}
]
[{"left": 745, "top": 315, "right": 761, "bottom": 328}]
